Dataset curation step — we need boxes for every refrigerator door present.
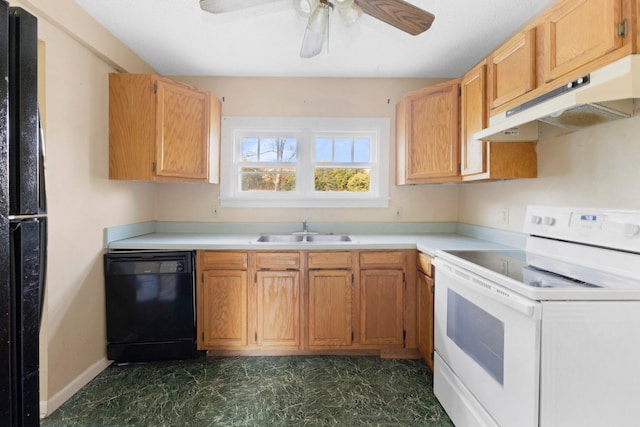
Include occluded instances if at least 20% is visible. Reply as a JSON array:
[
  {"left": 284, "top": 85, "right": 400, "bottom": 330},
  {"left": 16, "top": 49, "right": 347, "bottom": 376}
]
[
  {"left": 8, "top": 218, "right": 43, "bottom": 425},
  {"left": 8, "top": 6, "right": 39, "bottom": 216}
]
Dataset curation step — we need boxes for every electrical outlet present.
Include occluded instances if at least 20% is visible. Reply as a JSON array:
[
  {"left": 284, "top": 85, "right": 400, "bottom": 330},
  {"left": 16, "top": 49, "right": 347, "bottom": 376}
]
[
  {"left": 394, "top": 207, "right": 402, "bottom": 220},
  {"left": 500, "top": 208, "right": 509, "bottom": 225}
]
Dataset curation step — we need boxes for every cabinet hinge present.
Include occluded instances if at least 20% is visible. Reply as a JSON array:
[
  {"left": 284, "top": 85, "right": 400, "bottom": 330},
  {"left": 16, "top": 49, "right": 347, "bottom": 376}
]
[
  {"left": 403, "top": 330, "right": 407, "bottom": 348},
  {"left": 254, "top": 273, "right": 257, "bottom": 283},
  {"left": 153, "top": 83, "right": 157, "bottom": 94},
  {"left": 201, "top": 331, "right": 204, "bottom": 341},
  {"left": 351, "top": 273, "right": 354, "bottom": 283},
  {"left": 458, "top": 87, "right": 461, "bottom": 96},
  {"left": 152, "top": 162, "right": 156, "bottom": 172},
  {"left": 618, "top": 19, "right": 628, "bottom": 37},
  {"left": 351, "top": 331, "right": 355, "bottom": 344},
  {"left": 201, "top": 273, "right": 204, "bottom": 283},
  {"left": 254, "top": 332, "right": 258, "bottom": 342},
  {"left": 403, "top": 272, "right": 406, "bottom": 284},
  {"left": 457, "top": 163, "right": 461, "bottom": 174},
  {"left": 431, "top": 283, "right": 435, "bottom": 294},
  {"left": 431, "top": 351, "right": 434, "bottom": 362}
]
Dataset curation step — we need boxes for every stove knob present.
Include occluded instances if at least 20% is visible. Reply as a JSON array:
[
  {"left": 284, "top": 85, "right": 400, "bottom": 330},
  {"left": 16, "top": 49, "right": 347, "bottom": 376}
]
[
  {"left": 544, "top": 216, "right": 556, "bottom": 226},
  {"left": 531, "top": 215, "right": 543, "bottom": 225}
]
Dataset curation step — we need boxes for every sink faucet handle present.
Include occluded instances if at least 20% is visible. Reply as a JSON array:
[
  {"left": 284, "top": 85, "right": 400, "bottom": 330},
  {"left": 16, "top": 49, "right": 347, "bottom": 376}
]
[{"left": 302, "top": 218, "right": 308, "bottom": 232}]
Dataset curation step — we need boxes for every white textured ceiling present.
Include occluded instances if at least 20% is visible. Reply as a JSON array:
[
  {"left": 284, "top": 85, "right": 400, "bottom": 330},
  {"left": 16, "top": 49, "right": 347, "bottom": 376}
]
[{"left": 75, "top": 0, "right": 557, "bottom": 78}]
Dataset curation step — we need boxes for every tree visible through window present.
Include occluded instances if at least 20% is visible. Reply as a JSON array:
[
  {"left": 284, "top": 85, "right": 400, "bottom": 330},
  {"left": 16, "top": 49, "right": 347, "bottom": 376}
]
[
  {"left": 240, "top": 137, "right": 296, "bottom": 192},
  {"left": 314, "top": 136, "right": 370, "bottom": 192}
]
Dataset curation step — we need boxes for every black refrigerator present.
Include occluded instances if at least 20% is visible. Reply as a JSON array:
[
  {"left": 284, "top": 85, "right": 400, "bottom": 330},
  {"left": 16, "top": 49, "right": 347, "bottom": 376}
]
[{"left": 0, "top": 3, "right": 47, "bottom": 427}]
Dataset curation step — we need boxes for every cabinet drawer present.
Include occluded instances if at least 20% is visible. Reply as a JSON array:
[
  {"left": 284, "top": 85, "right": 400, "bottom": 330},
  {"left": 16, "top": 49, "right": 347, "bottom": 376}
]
[
  {"left": 201, "top": 251, "right": 248, "bottom": 270},
  {"left": 417, "top": 252, "right": 433, "bottom": 277},
  {"left": 359, "top": 251, "right": 406, "bottom": 269},
  {"left": 308, "top": 251, "right": 353, "bottom": 269},
  {"left": 256, "top": 252, "right": 301, "bottom": 270}
]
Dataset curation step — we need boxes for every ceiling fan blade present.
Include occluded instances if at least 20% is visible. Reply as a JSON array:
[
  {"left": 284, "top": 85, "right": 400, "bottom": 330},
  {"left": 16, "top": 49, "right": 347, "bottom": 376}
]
[
  {"left": 356, "top": 0, "right": 435, "bottom": 35},
  {"left": 200, "top": 0, "right": 281, "bottom": 14}
]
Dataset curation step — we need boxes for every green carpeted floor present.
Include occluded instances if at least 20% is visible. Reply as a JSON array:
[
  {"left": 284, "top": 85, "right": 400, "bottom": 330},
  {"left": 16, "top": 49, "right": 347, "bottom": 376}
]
[{"left": 42, "top": 356, "right": 453, "bottom": 426}]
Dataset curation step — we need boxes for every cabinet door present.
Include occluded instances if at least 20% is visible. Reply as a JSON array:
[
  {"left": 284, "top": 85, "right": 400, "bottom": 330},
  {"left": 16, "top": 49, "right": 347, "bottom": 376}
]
[
  {"left": 396, "top": 81, "right": 460, "bottom": 184},
  {"left": 256, "top": 271, "right": 300, "bottom": 347},
  {"left": 543, "top": 0, "right": 623, "bottom": 82},
  {"left": 488, "top": 28, "right": 536, "bottom": 110},
  {"left": 360, "top": 269, "right": 404, "bottom": 346},
  {"left": 154, "top": 77, "right": 210, "bottom": 180},
  {"left": 417, "top": 271, "right": 434, "bottom": 371},
  {"left": 461, "top": 63, "right": 487, "bottom": 177},
  {"left": 308, "top": 270, "right": 353, "bottom": 348},
  {"left": 198, "top": 270, "right": 248, "bottom": 349}
]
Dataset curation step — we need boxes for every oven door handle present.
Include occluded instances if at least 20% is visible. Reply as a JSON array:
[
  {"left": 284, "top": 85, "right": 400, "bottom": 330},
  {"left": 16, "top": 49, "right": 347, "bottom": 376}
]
[{"left": 436, "top": 258, "right": 540, "bottom": 318}]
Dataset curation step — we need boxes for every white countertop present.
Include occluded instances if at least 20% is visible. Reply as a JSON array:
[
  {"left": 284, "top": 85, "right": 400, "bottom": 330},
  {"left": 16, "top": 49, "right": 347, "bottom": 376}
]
[{"left": 106, "top": 232, "right": 514, "bottom": 256}]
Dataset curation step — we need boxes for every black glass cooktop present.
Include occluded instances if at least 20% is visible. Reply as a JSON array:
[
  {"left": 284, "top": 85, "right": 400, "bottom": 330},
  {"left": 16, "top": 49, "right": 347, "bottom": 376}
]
[{"left": 442, "top": 250, "right": 601, "bottom": 289}]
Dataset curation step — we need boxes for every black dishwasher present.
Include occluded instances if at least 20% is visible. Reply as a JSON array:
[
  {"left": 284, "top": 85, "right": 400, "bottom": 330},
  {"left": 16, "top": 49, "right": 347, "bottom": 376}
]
[{"left": 104, "top": 251, "right": 199, "bottom": 362}]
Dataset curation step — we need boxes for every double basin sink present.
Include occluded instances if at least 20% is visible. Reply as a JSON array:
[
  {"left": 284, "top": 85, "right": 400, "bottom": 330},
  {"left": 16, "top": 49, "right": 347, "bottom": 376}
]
[{"left": 256, "top": 233, "right": 352, "bottom": 243}]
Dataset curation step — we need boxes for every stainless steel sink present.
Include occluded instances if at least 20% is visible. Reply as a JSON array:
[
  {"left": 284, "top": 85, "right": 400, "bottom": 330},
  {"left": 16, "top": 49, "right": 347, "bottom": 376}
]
[
  {"left": 256, "top": 234, "right": 305, "bottom": 243},
  {"left": 256, "top": 234, "right": 352, "bottom": 243},
  {"left": 305, "top": 234, "right": 352, "bottom": 242}
]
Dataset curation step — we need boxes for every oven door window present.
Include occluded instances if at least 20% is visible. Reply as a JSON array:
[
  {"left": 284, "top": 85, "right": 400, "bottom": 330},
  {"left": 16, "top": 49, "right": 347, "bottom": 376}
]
[{"left": 447, "top": 288, "right": 504, "bottom": 384}]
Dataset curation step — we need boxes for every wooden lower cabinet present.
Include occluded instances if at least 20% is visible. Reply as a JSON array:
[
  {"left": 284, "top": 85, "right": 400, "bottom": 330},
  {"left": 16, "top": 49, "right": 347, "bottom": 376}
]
[
  {"left": 308, "top": 269, "right": 353, "bottom": 348},
  {"left": 197, "top": 251, "right": 249, "bottom": 350},
  {"left": 416, "top": 252, "right": 435, "bottom": 371},
  {"left": 197, "top": 250, "right": 416, "bottom": 356},
  {"left": 359, "top": 269, "right": 404, "bottom": 346},
  {"left": 255, "top": 270, "right": 301, "bottom": 348}
]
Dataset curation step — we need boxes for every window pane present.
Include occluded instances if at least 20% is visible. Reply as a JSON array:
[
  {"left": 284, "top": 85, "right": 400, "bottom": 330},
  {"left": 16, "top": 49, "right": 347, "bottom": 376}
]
[
  {"left": 354, "top": 138, "right": 370, "bottom": 162},
  {"left": 241, "top": 167, "right": 296, "bottom": 191},
  {"left": 315, "top": 138, "right": 332, "bottom": 162},
  {"left": 257, "top": 138, "right": 297, "bottom": 162},
  {"left": 241, "top": 137, "right": 297, "bottom": 162},
  {"left": 241, "top": 138, "right": 259, "bottom": 161},
  {"left": 334, "top": 138, "right": 352, "bottom": 162},
  {"left": 314, "top": 168, "right": 370, "bottom": 192}
]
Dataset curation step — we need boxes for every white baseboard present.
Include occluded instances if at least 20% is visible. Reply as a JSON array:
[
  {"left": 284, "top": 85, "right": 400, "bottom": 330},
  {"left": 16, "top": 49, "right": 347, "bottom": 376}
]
[{"left": 40, "top": 357, "right": 112, "bottom": 418}]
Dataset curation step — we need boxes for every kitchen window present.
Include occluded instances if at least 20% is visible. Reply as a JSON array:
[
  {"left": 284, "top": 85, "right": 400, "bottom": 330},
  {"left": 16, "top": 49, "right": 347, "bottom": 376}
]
[{"left": 220, "top": 117, "right": 390, "bottom": 208}]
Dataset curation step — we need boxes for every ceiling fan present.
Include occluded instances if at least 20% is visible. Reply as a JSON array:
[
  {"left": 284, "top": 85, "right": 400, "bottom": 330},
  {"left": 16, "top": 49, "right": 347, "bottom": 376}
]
[{"left": 199, "top": 0, "right": 435, "bottom": 58}]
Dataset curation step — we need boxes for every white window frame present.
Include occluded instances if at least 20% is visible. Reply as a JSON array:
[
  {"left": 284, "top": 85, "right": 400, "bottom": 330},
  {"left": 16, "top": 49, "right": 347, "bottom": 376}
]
[{"left": 220, "top": 116, "right": 390, "bottom": 208}]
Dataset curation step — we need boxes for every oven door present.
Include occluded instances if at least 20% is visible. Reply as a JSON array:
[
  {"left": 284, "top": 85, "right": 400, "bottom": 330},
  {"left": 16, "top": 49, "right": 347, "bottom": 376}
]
[{"left": 433, "top": 257, "right": 542, "bottom": 427}]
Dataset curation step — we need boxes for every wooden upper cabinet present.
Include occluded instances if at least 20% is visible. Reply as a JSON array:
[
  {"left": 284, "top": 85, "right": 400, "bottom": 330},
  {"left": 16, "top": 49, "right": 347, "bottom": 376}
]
[
  {"left": 461, "top": 63, "right": 487, "bottom": 177},
  {"left": 154, "top": 78, "right": 210, "bottom": 180},
  {"left": 461, "top": 62, "right": 538, "bottom": 181},
  {"left": 543, "top": 0, "right": 625, "bottom": 83},
  {"left": 488, "top": 28, "right": 536, "bottom": 110},
  {"left": 109, "top": 73, "right": 221, "bottom": 183},
  {"left": 396, "top": 80, "right": 461, "bottom": 184}
]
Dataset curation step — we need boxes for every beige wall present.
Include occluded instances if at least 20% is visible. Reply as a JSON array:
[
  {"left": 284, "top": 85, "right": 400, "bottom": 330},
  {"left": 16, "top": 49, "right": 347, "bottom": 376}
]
[
  {"left": 157, "top": 76, "right": 460, "bottom": 223},
  {"left": 458, "top": 116, "right": 640, "bottom": 231},
  {"left": 9, "top": 0, "right": 156, "bottom": 416}
]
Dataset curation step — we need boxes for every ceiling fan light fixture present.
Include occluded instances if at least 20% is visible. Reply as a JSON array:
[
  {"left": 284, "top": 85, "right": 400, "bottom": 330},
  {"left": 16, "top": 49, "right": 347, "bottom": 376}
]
[
  {"left": 293, "top": 0, "right": 319, "bottom": 16},
  {"left": 334, "top": 0, "right": 362, "bottom": 26},
  {"left": 300, "top": 0, "right": 332, "bottom": 58}
]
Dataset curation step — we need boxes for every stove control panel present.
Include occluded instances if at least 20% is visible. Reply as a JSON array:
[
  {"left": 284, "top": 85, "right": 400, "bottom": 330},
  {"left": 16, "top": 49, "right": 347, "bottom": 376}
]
[{"left": 524, "top": 205, "right": 640, "bottom": 253}]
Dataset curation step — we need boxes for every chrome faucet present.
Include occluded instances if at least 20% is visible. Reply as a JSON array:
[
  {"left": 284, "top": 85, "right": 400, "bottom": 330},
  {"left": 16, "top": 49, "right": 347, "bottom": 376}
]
[{"left": 302, "top": 218, "right": 308, "bottom": 233}]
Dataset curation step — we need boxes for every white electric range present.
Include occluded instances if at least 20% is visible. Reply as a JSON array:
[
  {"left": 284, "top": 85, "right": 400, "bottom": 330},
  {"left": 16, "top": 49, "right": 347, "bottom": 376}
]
[{"left": 433, "top": 205, "right": 640, "bottom": 427}]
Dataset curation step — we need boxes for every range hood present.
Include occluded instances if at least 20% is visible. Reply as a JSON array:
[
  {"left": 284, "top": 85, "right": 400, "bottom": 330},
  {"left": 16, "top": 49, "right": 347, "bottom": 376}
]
[{"left": 475, "top": 54, "right": 640, "bottom": 141}]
